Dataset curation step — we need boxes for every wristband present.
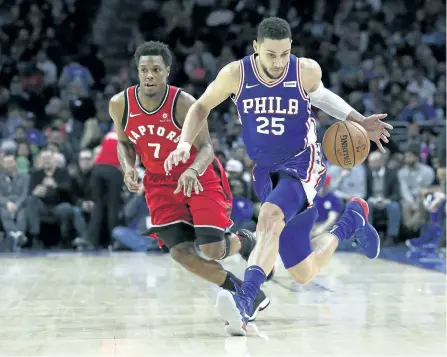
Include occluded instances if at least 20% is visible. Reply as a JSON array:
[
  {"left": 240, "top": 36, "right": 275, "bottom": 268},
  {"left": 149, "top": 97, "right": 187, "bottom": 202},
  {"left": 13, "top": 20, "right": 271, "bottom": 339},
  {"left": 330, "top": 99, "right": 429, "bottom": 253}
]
[
  {"left": 177, "top": 142, "right": 192, "bottom": 152},
  {"left": 187, "top": 167, "right": 199, "bottom": 177}
]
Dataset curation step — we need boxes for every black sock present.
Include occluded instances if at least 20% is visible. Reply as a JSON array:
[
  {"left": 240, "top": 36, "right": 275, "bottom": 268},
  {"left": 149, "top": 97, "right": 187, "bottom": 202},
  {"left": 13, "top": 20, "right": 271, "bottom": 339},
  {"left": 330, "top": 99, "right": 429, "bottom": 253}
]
[{"left": 220, "top": 271, "right": 243, "bottom": 292}]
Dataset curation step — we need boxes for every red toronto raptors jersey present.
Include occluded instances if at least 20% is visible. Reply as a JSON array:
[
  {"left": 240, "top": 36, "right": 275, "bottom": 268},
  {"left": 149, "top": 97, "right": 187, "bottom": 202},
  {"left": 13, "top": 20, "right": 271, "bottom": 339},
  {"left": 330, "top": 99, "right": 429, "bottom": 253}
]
[
  {"left": 95, "top": 130, "right": 120, "bottom": 167},
  {"left": 123, "top": 85, "right": 198, "bottom": 177}
]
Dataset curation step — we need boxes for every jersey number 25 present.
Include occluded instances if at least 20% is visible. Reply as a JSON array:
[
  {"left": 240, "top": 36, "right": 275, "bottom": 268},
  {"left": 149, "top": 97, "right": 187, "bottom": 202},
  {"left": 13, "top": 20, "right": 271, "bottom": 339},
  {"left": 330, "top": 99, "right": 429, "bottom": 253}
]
[{"left": 256, "top": 117, "right": 285, "bottom": 135}]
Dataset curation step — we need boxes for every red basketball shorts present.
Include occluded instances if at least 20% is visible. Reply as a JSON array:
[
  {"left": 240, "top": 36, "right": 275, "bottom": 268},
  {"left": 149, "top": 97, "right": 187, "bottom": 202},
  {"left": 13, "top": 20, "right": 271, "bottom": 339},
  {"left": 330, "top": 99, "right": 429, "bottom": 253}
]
[{"left": 143, "top": 160, "right": 233, "bottom": 231}]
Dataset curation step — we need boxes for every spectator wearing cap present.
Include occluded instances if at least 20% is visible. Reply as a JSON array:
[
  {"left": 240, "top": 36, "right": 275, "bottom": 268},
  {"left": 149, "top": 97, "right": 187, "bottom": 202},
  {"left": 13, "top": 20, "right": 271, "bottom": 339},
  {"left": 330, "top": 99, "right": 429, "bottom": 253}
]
[
  {"left": 366, "top": 151, "right": 402, "bottom": 246},
  {"left": 226, "top": 158, "right": 249, "bottom": 198},
  {"left": 311, "top": 175, "right": 343, "bottom": 238},
  {"left": 398, "top": 142, "right": 435, "bottom": 232}
]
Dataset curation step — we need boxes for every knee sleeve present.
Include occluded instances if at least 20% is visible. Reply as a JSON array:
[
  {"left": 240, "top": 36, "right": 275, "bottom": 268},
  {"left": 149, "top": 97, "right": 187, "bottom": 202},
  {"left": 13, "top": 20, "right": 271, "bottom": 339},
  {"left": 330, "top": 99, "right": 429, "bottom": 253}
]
[
  {"left": 279, "top": 206, "right": 319, "bottom": 269},
  {"left": 195, "top": 226, "right": 226, "bottom": 245},
  {"left": 220, "top": 232, "right": 232, "bottom": 260},
  {"left": 196, "top": 227, "right": 230, "bottom": 260},
  {"left": 152, "top": 223, "right": 195, "bottom": 249}
]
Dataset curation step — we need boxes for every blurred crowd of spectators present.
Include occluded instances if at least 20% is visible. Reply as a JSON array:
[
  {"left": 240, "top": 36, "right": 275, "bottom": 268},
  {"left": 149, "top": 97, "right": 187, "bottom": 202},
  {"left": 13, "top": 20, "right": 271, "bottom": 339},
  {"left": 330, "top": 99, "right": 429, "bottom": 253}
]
[{"left": 0, "top": 0, "right": 445, "bottom": 252}]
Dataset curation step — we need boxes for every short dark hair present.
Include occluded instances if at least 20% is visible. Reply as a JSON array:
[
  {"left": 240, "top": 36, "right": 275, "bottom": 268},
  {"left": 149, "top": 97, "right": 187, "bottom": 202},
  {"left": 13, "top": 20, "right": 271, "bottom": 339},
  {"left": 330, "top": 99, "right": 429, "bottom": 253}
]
[
  {"left": 134, "top": 41, "right": 172, "bottom": 67},
  {"left": 257, "top": 17, "right": 291, "bottom": 42}
]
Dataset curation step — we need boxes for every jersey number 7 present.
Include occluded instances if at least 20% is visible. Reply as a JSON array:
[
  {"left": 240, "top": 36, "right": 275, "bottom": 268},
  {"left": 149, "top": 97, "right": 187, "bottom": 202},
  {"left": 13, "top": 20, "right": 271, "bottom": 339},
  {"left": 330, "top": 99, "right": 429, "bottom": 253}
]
[
  {"left": 148, "top": 143, "right": 161, "bottom": 158},
  {"left": 256, "top": 117, "right": 285, "bottom": 135}
]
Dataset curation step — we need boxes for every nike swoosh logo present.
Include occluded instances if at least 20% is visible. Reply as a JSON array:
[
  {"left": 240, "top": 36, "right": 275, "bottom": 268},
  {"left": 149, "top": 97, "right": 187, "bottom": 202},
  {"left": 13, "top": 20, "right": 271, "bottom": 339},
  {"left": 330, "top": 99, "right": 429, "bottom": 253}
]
[
  {"left": 129, "top": 112, "right": 142, "bottom": 117},
  {"left": 245, "top": 84, "right": 260, "bottom": 89}
]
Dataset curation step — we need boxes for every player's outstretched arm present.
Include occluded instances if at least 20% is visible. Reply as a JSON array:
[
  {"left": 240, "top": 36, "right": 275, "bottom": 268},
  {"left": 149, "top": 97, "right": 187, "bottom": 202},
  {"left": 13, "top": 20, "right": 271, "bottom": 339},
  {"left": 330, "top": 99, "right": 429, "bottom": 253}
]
[
  {"left": 178, "top": 91, "right": 214, "bottom": 175},
  {"left": 178, "top": 62, "right": 239, "bottom": 147},
  {"left": 171, "top": 91, "right": 215, "bottom": 196},
  {"left": 109, "top": 92, "right": 139, "bottom": 192},
  {"left": 300, "top": 58, "right": 393, "bottom": 153},
  {"left": 164, "top": 62, "right": 240, "bottom": 172}
]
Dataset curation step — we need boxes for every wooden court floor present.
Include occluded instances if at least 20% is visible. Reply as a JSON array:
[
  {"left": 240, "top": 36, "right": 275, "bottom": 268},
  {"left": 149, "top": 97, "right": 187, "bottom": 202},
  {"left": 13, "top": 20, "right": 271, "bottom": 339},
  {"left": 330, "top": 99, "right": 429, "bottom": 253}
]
[{"left": 0, "top": 251, "right": 445, "bottom": 357}]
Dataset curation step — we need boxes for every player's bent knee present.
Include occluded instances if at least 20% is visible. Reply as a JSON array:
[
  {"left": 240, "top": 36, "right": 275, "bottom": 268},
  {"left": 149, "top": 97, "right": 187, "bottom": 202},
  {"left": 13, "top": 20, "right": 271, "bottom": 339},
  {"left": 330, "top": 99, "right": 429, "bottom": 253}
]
[
  {"left": 195, "top": 227, "right": 228, "bottom": 260},
  {"left": 287, "top": 254, "right": 319, "bottom": 285},
  {"left": 198, "top": 241, "right": 225, "bottom": 260},
  {"left": 258, "top": 202, "right": 285, "bottom": 227}
]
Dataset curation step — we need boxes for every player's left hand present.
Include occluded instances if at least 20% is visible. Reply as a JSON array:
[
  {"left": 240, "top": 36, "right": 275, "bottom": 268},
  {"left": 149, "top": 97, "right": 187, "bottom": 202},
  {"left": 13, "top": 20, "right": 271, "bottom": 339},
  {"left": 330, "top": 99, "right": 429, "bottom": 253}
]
[
  {"left": 164, "top": 147, "right": 191, "bottom": 173},
  {"left": 361, "top": 113, "right": 393, "bottom": 153},
  {"left": 174, "top": 168, "right": 203, "bottom": 197}
]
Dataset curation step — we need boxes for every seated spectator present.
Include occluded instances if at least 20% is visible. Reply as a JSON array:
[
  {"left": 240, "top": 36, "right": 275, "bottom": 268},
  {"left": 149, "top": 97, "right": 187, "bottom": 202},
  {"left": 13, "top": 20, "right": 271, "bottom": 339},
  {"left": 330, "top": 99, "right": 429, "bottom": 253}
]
[
  {"left": 420, "top": 127, "right": 438, "bottom": 167},
  {"left": 327, "top": 163, "right": 367, "bottom": 203},
  {"left": 0, "top": 154, "right": 28, "bottom": 251},
  {"left": 366, "top": 151, "right": 401, "bottom": 246},
  {"left": 406, "top": 69, "right": 436, "bottom": 105},
  {"left": 399, "top": 92, "right": 436, "bottom": 123},
  {"left": 398, "top": 143, "right": 435, "bottom": 232},
  {"left": 71, "top": 149, "right": 94, "bottom": 220},
  {"left": 406, "top": 166, "right": 446, "bottom": 249},
  {"left": 15, "top": 140, "right": 34, "bottom": 174},
  {"left": 27, "top": 149, "right": 86, "bottom": 247},
  {"left": 184, "top": 41, "right": 217, "bottom": 84},
  {"left": 111, "top": 184, "right": 160, "bottom": 252},
  {"left": 312, "top": 175, "right": 343, "bottom": 238},
  {"left": 388, "top": 152, "right": 404, "bottom": 171},
  {"left": 58, "top": 56, "right": 94, "bottom": 94},
  {"left": 226, "top": 158, "right": 249, "bottom": 197}
]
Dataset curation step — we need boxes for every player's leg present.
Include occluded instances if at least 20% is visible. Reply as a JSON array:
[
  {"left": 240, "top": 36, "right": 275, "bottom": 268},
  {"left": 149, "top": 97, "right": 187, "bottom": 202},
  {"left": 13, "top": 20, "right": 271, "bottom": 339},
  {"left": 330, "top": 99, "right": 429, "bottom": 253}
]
[
  {"left": 247, "top": 173, "right": 305, "bottom": 273},
  {"left": 157, "top": 223, "right": 270, "bottom": 321},
  {"left": 187, "top": 171, "right": 257, "bottom": 262},
  {"left": 145, "top": 179, "right": 269, "bottom": 321},
  {"left": 279, "top": 205, "right": 339, "bottom": 284},
  {"left": 284, "top": 198, "right": 380, "bottom": 284},
  {"left": 216, "top": 171, "right": 307, "bottom": 335},
  {"left": 188, "top": 186, "right": 275, "bottom": 283}
]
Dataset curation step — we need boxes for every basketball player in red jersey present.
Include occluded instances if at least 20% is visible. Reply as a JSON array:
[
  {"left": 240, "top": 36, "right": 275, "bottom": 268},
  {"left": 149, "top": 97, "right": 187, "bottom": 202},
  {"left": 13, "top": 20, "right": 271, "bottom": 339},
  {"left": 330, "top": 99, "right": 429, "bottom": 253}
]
[{"left": 108, "top": 41, "right": 270, "bottom": 321}]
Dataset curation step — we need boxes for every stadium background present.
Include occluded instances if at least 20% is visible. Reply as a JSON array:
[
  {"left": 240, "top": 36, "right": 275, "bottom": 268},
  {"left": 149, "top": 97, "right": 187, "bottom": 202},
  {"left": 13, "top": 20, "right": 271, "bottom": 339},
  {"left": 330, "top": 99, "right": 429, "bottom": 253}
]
[{"left": 0, "top": 0, "right": 445, "bottom": 259}]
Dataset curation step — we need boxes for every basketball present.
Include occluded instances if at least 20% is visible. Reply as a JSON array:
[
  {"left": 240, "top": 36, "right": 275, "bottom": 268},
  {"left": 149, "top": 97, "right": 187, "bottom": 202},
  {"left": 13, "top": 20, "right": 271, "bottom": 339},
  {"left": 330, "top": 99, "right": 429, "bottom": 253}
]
[{"left": 322, "top": 121, "right": 370, "bottom": 169}]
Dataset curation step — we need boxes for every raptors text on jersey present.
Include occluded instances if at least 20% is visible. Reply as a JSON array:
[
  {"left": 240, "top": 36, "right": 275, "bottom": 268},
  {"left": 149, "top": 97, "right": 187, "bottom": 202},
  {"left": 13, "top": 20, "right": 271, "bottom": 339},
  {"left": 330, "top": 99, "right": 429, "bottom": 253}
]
[{"left": 122, "top": 85, "right": 198, "bottom": 177}]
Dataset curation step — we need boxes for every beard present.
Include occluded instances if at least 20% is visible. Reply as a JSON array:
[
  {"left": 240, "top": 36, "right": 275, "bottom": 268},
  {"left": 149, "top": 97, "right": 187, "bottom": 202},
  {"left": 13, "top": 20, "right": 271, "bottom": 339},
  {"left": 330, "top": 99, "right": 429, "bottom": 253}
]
[{"left": 260, "top": 62, "right": 285, "bottom": 80}]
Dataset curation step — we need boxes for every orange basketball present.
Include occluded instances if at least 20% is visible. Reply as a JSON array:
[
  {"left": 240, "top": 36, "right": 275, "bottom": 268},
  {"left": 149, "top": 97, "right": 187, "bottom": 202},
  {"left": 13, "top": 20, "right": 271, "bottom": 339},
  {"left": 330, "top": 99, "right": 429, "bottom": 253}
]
[{"left": 322, "top": 121, "right": 370, "bottom": 169}]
